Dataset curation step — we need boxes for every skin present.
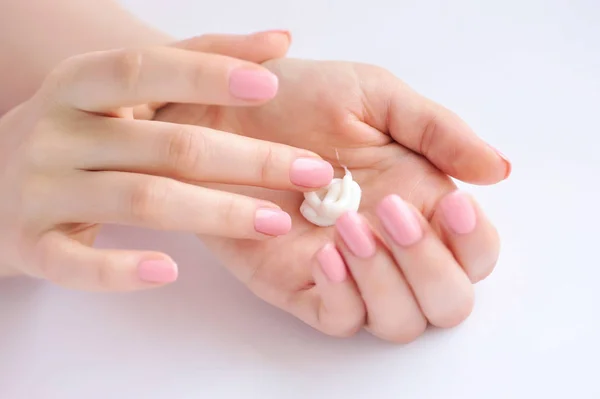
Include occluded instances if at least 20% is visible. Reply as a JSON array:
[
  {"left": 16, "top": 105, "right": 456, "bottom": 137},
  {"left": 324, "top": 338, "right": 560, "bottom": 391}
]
[
  {"left": 0, "top": 32, "right": 315, "bottom": 285},
  {"left": 0, "top": 0, "right": 511, "bottom": 343},
  {"left": 154, "top": 58, "right": 511, "bottom": 342}
]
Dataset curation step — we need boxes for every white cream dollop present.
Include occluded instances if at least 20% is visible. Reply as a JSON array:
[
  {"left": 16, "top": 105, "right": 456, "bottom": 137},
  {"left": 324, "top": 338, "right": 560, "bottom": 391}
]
[{"left": 300, "top": 167, "right": 362, "bottom": 227}]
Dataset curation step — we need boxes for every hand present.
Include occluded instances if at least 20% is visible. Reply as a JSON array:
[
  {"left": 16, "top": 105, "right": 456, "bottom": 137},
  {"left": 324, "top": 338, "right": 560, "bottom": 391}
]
[
  {"left": 0, "top": 32, "right": 335, "bottom": 290},
  {"left": 155, "top": 58, "right": 511, "bottom": 342}
]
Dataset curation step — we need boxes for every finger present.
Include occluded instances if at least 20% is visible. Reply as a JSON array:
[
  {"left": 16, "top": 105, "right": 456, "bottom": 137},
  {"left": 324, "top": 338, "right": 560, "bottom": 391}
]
[
  {"left": 334, "top": 212, "right": 427, "bottom": 343},
  {"left": 136, "top": 30, "right": 293, "bottom": 118},
  {"left": 72, "top": 118, "right": 334, "bottom": 190},
  {"left": 389, "top": 90, "right": 511, "bottom": 184},
  {"left": 375, "top": 194, "right": 475, "bottom": 328},
  {"left": 430, "top": 191, "right": 501, "bottom": 283},
  {"left": 28, "top": 231, "right": 177, "bottom": 292},
  {"left": 48, "top": 172, "right": 292, "bottom": 239},
  {"left": 299, "top": 243, "right": 365, "bottom": 338},
  {"left": 358, "top": 68, "right": 511, "bottom": 184},
  {"left": 173, "top": 30, "right": 291, "bottom": 63},
  {"left": 43, "top": 46, "right": 279, "bottom": 113}
]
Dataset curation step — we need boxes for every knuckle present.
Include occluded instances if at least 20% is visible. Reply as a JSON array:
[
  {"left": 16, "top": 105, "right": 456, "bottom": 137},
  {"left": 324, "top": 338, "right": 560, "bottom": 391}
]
[
  {"left": 420, "top": 112, "right": 439, "bottom": 157},
  {"left": 95, "top": 255, "right": 118, "bottom": 291},
  {"left": 111, "top": 48, "right": 144, "bottom": 97},
  {"left": 43, "top": 55, "right": 81, "bottom": 95},
  {"left": 25, "top": 118, "right": 62, "bottom": 169},
  {"left": 34, "top": 240, "right": 65, "bottom": 284},
  {"left": 128, "top": 178, "right": 168, "bottom": 225},
  {"left": 258, "top": 145, "right": 276, "bottom": 184},
  {"left": 165, "top": 127, "right": 207, "bottom": 174},
  {"left": 217, "top": 195, "right": 243, "bottom": 228}
]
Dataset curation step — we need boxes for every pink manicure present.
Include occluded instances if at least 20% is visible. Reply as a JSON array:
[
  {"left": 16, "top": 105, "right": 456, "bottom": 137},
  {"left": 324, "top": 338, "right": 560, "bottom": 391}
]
[
  {"left": 229, "top": 68, "right": 278, "bottom": 100},
  {"left": 439, "top": 191, "right": 477, "bottom": 235},
  {"left": 335, "top": 211, "right": 376, "bottom": 258},
  {"left": 316, "top": 243, "right": 347, "bottom": 283},
  {"left": 376, "top": 195, "right": 422, "bottom": 247},
  {"left": 137, "top": 259, "right": 178, "bottom": 284},
  {"left": 254, "top": 29, "right": 291, "bottom": 41},
  {"left": 490, "top": 145, "right": 512, "bottom": 179},
  {"left": 254, "top": 208, "right": 292, "bottom": 236},
  {"left": 290, "top": 158, "right": 334, "bottom": 187}
]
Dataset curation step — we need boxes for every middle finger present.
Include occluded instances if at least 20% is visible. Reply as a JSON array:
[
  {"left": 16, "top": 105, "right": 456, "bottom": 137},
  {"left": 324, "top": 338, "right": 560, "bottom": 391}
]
[
  {"left": 375, "top": 194, "right": 474, "bottom": 328},
  {"left": 66, "top": 117, "right": 334, "bottom": 190},
  {"left": 334, "top": 211, "right": 426, "bottom": 343}
]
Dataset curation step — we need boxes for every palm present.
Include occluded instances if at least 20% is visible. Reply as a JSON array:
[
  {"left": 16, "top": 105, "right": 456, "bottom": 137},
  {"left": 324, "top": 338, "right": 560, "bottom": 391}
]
[{"left": 155, "top": 59, "right": 464, "bottom": 315}]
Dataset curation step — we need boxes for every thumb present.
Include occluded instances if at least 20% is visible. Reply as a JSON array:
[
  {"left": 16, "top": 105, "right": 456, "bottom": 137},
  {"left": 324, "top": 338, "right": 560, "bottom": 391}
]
[{"left": 388, "top": 87, "right": 511, "bottom": 185}]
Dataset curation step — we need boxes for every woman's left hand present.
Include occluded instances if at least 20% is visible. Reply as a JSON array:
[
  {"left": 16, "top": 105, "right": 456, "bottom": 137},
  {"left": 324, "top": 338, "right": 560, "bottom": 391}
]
[{"left": 155, "top": 57, "right": 510, "bottom": 343}]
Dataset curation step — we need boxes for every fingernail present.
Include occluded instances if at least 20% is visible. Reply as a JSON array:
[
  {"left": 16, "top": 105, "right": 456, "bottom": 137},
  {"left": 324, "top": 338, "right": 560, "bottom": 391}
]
[
  {"left": 335, "top": 211, "right": 376, "bottom": 258},
  {"left": 316, "top": 243, "right": 347, "bottom": 283},
  {"left": 254, "top": 208, "right": 292, "bottom": 236},
  {"left": 439, "top": 191, "right": 477, "bottom": 235},
  {"left": 254, "top": 29, "right": 291, "bottom": 41},
  {"left": 290, "top": 158, "right": 334, "bottom": 187},
  {"left": 490, "top": 145, "right": 512, "bottom": 179},
  {"left": 376, "top": 195, "right": 422, "bottom": 247},
  {"left": 229, "top": 68, "right": 278, "bottom": 100},
  {"left": 137, "top": 259, "right": 178, "bottom": 284}
]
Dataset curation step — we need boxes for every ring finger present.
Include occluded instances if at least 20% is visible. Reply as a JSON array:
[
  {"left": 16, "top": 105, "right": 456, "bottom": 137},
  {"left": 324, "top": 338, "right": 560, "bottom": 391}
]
[
  {"left": 45, "top": 171, "right": 293, "bottom": 239},
  {"left": 375, "top": 194, "right": 475, "bottom": 328},
  {"left": 334, "top": 211, "right": 426, "bottom": 343}
]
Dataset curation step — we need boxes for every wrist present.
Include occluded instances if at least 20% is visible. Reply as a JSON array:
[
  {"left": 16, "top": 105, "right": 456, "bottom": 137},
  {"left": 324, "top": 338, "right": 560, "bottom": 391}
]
[{"left": 0, "top": 0, "right": 174, "bottom": 113}]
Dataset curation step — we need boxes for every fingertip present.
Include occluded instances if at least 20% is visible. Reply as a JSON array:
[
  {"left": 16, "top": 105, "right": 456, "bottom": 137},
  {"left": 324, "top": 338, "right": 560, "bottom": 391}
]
[
  {"left": 229, "top": 67, "right": 279, "bottom": 101},
  {"left": 290, "top": 157, "right": 334, "bottom": 188},
  {"left": 250, "top": 29, "right": 292, "bottom": 55},
  {"left": 137, "top": 257, "right": 178, "bottom": 285},
  {"left": 488, "top": 145, "right": 512, "bottom": 179},
  {"left": 447, "top": 140, "right": 510, "bottom": 185},
  {"left": 254, "top": 207, "right": 292, "bottom": 237}
]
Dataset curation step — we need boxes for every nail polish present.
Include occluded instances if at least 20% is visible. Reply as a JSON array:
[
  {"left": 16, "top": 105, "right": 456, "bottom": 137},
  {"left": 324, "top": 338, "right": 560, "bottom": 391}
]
[
  {"left": 254, "top": 208, "right": 292, "bottom": 236},
  {"left": 137, "top": 259, "right": 178, "bottom": 284},
  {"left": 335, "top": 211, "right": 376, "bottom": 258},
  {"left": 290, "top": 158, "right": 334, "bottom": 188},
  {"left": 376, "top": 195, "right": 422, "bottom": 247},
  {"left": 316, "top": 243, "right": 347, "bottom": 283},
  {"left": 229, "top": 68, "right": 278, "bottom": 100},
  {"left": 439, "top": 191, "right": 477, "bottom": 235}
]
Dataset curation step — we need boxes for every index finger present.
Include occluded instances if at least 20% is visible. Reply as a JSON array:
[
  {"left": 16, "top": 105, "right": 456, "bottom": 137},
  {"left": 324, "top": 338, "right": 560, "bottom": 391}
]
[{"left": 42, "top": 47, "right": 279, "bottom": 113}]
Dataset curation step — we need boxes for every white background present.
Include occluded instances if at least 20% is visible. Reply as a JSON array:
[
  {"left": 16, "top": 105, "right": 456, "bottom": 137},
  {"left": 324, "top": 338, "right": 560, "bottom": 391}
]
[{"left": 2, "top": 0, "right": 599, "bottom": 398}]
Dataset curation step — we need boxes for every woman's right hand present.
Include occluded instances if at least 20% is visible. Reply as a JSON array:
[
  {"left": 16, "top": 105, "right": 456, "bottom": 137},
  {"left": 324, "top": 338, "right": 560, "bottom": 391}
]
[{"left": 0, "top": 32, "right": 334, "bottom": 291}]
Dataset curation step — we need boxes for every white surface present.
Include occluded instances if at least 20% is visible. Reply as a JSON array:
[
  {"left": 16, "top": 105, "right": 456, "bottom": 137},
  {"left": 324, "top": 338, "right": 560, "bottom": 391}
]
[{"left": 2, "top": 0, "right": 599, "bottom": 398}]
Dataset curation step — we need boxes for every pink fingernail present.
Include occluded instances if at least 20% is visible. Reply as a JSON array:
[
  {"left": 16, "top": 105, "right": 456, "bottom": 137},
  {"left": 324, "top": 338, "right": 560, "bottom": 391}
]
[
  {"left": 254, "top": 29, "right": 291, "bottom": 41},
  {"left": 439, "top": 191, "right": 477, "bottom": 235},
  {"left": 316, "top": 243, "right": 347, "bottom": 283},
  {"left": 490, "top": 145, "right": 512, "bottom": 179},
  {"left": 376, "top": 195, "right": 422, "bottom": 247},
  {"left": 290, "top": 158, "right": 334, "bottom": 187},
  {"left": 335, "top": 211, "right": 376, "bottom": 258},
  {"left": 254, "top": 208, "right": 292, "bottom": 236},
  {"left": 229, "top": 68, "right": 278, "bottom": 100},
  {"left": 137, "top": 259, "right": 178, "bottom": 284}
]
